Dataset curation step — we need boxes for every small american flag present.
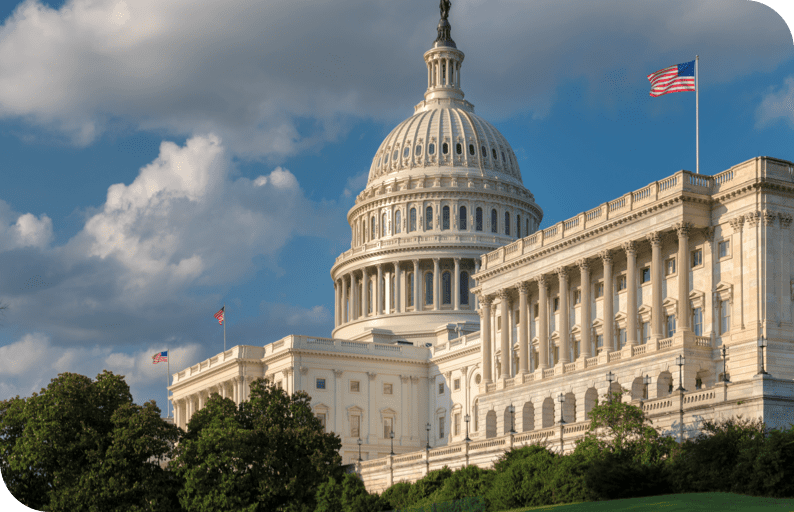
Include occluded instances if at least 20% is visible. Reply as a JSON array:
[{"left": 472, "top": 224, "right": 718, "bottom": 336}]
[
  {"left": 152, "top": 351, "right": 168, "bottom": 364},
  {"left": 647, "top": 60, "right": 695, "bottom": 97},
  {"left": 214, "top": 306, "right": 225, "bottom": 325}
]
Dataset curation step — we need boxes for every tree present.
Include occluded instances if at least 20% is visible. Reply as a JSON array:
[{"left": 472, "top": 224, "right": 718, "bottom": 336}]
[
  {"left": 0, "top": 371, "right": 181, "bottom": 511},
  {"left": 485, "top": 445, "right": 558, "bottom": 510},
  {"left": 171, "top": 378, "right": 342, "bottom": 512}
]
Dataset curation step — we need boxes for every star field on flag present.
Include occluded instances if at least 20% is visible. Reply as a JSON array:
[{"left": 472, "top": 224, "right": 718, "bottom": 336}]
[{"left": 152, "top": 351, "right": 168, "bottom": 364}]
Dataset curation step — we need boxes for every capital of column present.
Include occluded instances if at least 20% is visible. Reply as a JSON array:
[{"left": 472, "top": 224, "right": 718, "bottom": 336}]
[
  {"left": 598, "top": 250, "right": 612, "bottom": 265},
  {"left": 780, "top": 213, "right": 793, "bottom": 229},
  {"left": 622, "top": 240, "right": 637, "bottom": 255},
  {"left": 516, "top": 281, "right": 530, "bottom": 295},
  {"left": 674, "top": 222, "right": 692, "bottom": 239},
  {"left": 412, "top": 259, "right": 420, "bottom": 266},
  {"left": 478, "top": 294, "right": 493, "bottom": 307},
  {"left": 433, "top": 257, "right": 440, "bottom": 264},
  {"left": 498, "top": 288, "right": 511, "bottom": 305},
  {"left": 333, "top": 369, "right": 344, "bottom": 378},
  {"left": 703, "top": 226, "right": 716, "bottom": 243},
  {"left": 555, "top": 266, "right": 568, "bottom": 283},
  {"left": 460, "top": 365, "right": 468, "bottom": 376},
  {"left": 535, "top": 274, "right": 547, "bottom": 287},
  {"left": 746, "top": 211, "right": 761, "bottom": 227},
  {"left": 454, "top": 257, "right": 461, "bottom": 264},
  {"left": 729, "top": 216, "right": 744, "bottom": 233},
  {"left": 576, "top": 258, "right": 590, "bottom": 273},
  {"left": 400, "top": 375, "right": 410, "bottom": 384},
  {"left": 762, "top": 210, "right": 776, "bottom": 226},
  {"left": 367, "top": 371, "right": 377, "bottom": 380}
]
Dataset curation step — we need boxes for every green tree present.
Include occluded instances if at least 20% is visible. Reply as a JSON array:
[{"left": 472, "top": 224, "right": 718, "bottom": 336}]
[
  {"left": 171, "top": 378, "right": 342, "bottom": 512},
  {"left": 314, "top": 476, "right": 343, "bottom": 512},
  {"left": 429, "top": 464, "right": 495, "bottom": 504},
  {"left": 485, "top": 445, "right": 557, "bottom": 510},
  {"left": 340, "top": 472, "right": 382, "bottom": 512},
  {"left": 0, "top": 371, "right": 181, "bottom": 511}
]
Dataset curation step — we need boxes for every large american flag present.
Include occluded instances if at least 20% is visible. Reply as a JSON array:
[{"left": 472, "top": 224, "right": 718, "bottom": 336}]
[
  {"left": 214, "top": 306, "right": 225, "bottom": 325},
  {"left": 647, "top": 60, "right": 695, "bottom": 97},
  {"left": 152, "top": 351, "right": 168, "bottom": 364}
]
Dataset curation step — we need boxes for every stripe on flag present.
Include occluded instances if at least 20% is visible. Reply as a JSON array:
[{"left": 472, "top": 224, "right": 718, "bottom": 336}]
[
  {"left": 647, "top": 60, "right": 695, "bottom": 97},
  {"left": 214, "top": 306, "right": 225, "bottom": 325},
  {"left": 152, "top": 351, "right": 168, "bottom": 364}
]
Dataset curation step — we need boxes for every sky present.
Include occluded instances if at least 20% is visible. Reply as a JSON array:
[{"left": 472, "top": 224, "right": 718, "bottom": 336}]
[{"left": 0, "top": 0, "right": 792, "bottom": 418}]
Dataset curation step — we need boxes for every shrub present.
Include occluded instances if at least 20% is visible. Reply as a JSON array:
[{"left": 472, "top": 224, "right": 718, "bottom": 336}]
[
  {"left": 430, "top": 464, "right": 495, "bottom": 504},
  {"left": 485, "top": 445, "right": 557, "bottom": 510}
]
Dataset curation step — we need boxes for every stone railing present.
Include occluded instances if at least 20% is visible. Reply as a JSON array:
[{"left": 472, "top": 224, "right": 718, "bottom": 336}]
[
  {"left": 478, "top": 158, "right": 793, "bottom": 272},
  {"left": 335, "top": 233, "right": 505, "bottom": 265}
]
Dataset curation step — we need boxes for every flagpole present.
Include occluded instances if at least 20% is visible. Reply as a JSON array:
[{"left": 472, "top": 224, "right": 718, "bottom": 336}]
[
  {"left": 166, "top": 351, "right": 171, "bottom": 419},
  {"left": 223, "top": 304, "right": 226, "bottom": 352},
  {"left": 695, "top": 55, "right": 699, "bottom": 174}
]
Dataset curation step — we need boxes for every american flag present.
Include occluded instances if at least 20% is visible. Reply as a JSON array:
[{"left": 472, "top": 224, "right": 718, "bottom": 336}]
[
  {"left": 214, "top": 306, "right": 225, "bottom": 325},
  {"left": 152, "top": 351, "right": 168, "bottom": 364},
  {"left": 647, "top": 60, "right": 695, "bottom": 97}
]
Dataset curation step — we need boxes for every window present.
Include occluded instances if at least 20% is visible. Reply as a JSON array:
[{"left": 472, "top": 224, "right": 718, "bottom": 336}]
[
  {"left": 617, "top": 328, "right": 626, "bottom": 349},
  {"left": 481, "top": 145, "right": 487, "bottom": 157},
  {"left": 403, "top": 146, "right": 410, "bottom": 158},
  {"left": 496, "top": 315, "right": 501, "bottom": 331},
  {"left": 438, "top": 382, "right": 444, "bottom": 394},
  {"left": 460, "top": 272, "right": 470, "bottom": 305},
  {"left": 351, "top": 415, "right": 360, "bottom": 437},
  {"left": 439, "top": 417, "right": 445, "bottom": 438},
  {"left": 384, "top": 152, "right": 389, "bottom": 163},
  {"left": 596, "top": 282, "right": 604, "bottom": 298},
  {"left": 642, "top": 322, "right": 650, "bottom": 344},
  {"left": 350, "top": 380, "right": 360, "bottom": 392},
  {"left": 395, "top": 210, "right": 401, "bottom": 234},
  {"left": 692, "top": 249, "right": 703, "bottom": 267},
  {"left": 426, "top": 206, "right": 433, "bottom": 230},
  {"left": 718, "top": 240, "right": 730, "bottom": 258},
  {"left": 468, "top": 144, "right": 475, "bottom": 155},
  {"left": 383, "top": 383, "right": 393, "bottom": 395},
  {"left": 504, "top": 211, "right": 510, "bottom": 236},
  {"left": 407, "top": 272, "right": 414, "bottom": 307},
  {"left": 641, "top": 267, "right": 651, "bottom": 284},
  {"left": 533, "top": 304, "right": 539, "bottom": 318},
  {"left": 429, "top": 143, "right": 435, "bottom": 155},
  {"left": 667, "top": 315, "right": 676, "bottom": 337},
  {"left": 371, "top": 217, "right": 376, "bottom": 240},
  {"left": 492, "top": 148, "right": 497, "bottom": 159},
  {"left": 316, "top": 378, "right": 326, "bottom": 390},
  {"left": 574, "top": 290, "right": 581, "bottom": 304},
  {"left": 459, "top": 206, "right": 467, "bottom": 230},
  {"left": 425, "top": 272, "right": 433, "bottom": 306},
  {"left": 316, "top": 413, "right": 326, "bottom": 430},
  {"left": 517, "top": 215, "right": 521, "bottom": 238},
  {"left": 454, "top": 413, "right": 461, "bottom": 436},
  {"left": 553, "top": 297, "right": 559, "bottom": 311},
  {"left": 502, "top": 151, "right": 506, "bottom": 162},
  {"left": 720, "top": 300, "right": 731, "bottom": 334},
  {"left": 693, "top": 307, "right": 703, "bottom": 336},
  {"left": 409, "top": 208, "right": 417, "bottom": 232},
  {"left": 382, "top": 213, "right": 387, "bottom": 237},
  {"left": 455, "top": 143, "right": 462, "bottom": 155},
  {"left": 696, "top": 377, "right": 703, "bottom": 390},
  {"left": 442, "top": 206, "right": 450, "bottom": 230},
  {"left": 442, "top": 142, "right": 449, "bottom": 154},
  {"left": 392, "top": 150, "right": 398, "bottom": 161},
  {"left": 383, "top": 417, "right": 393, "bottom": 438},
  {"left": 553, "top": 346, "right": 559, "bottom": 365},
  {"left": 596, "top": 334, "right": 604, "bottom": 354},
  {"left": 442, "top": 271, "right": 452, "bottom": 305},
  {"left": 475, "top": 207, "right": 483, "bottom": 231},
  {"left": 453, "top": 378, "right": 461, "bottom": 390},
  {"left": 415, "top": 144, "right": 422, "bottom": 155},
  {"left": 491, "top": 209, "right": 498, "bottom": 233},
  {"left": 665, "top": 258, "right": 676, "bottom": 276}
]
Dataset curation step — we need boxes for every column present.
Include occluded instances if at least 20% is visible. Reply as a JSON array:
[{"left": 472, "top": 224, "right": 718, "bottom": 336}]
[
  {"left": 577, "top": 259, "right": 592, "bottom": 359},
  {"left": 342, "top": 275, "right": 349, "bottom": 324},
  {"left": 413, "top": 259, "right": 421, "bottom": 311},
  {"left": 499, "top": 290, "right": 511, "bottom": 379},
  {"left": 517, "top": 281, "right": 529, "bottom": 374},
  {"left": 557, "top": 267, "right": 570, "bottom": 363},
  {"left": 480, "top": 296, "right": 493, "bottom": 384},
  {"left": 730, "top": 217, "right": 745, "bottom": 329},
  {"left": 395, "top": 263, "right": 402, "bottom": 313},
  {"left": 600, "top": 250, "right": 614, "bottom": 352},
  {"left": 453, "top": 258, "right": 461, "bottom": 310},
  {"left": 474, "top": 259, "right": 480, "bottom": 310},
  {"left": 377, "top": 264, "right": 384, "bottom": 316},
  {"left": 624, "top": 241, "right": 638, "bottom": 346},
  {"left": 351, "top": 273, "right": 359, "bottom": 320},
  {"left": 676, "top": 223, "right": 691, "bottom": 331},
  {"left": 362, "top": 267, "right": 369, "bottom": 317},
  {"left": 334, "top": 281, "right": 339, "bottom": 327},
  {"left": 433, "top": 258, "right": 441, "bottom": 311},
  {"left": 647, "top": 232, "right": 663, "bottom": 341},
  {"left": 537, "top": 275, "right": 549, "bottom": 370}
]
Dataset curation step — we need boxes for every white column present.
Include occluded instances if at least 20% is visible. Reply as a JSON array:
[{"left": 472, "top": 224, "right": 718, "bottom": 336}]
[
  {"left": 578, "top": 259, "right": 591, "bottom": 359},
  {"left": 600, "top": 250, "right": 614, "bottom": 352},
  {"left": 394, "top": 263, "right": 402, "bottom": 313},
  {"left": 624, "top": 241, "right": 638, "bottom": 346},
  {"left": 377, "top": 264, "right": 384, "bottom": 316},
  {"left": 362, "top": 267, "right": 369, "bottom": 317},
  {"left": 730, "top": 217, "right": 745, "bottom": 329},
  {"left": 453, "top": 258, "right": 461, "bottom": 310},
  {"left": 474, "top": 259, "right": 480, "bottom": 310},
  {"left": 480, "top": 296, "right": 493, "bottom": 384},
  {"left": 648, "top": 232, "right": 663, "bottom": 341},
  {"left": 676, "top": 223, "right": 691, "bottom": 331},
  {"left": 558, "top": 267, "right": 570, "bottom": 364},
  {"left": 500, "top": 290, "right": 511, "bottom": 380},
  {"left": 433, "top": 258, "right": 441, "bottom": 311},
  {"left": 342, "top": 275, "right": 349, "bottom": 324},
  {"left": 517, "top": 282, "right": 529, "bottom": 374},
  {"left": 413, "top": 259, "right": 421, "bottom": 311},
  {"left": 537, "top": 275, "right": 549, "bottom": 370}
]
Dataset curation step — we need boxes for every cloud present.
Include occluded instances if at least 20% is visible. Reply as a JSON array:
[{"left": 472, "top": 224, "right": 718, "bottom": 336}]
[
  {"left": 342, "top": 171, "right": 368, "bottom": 198},
  {"left": 0, "top": 202, "right": 53, "bottom": 249},
  {"left": 756, "top": 75, "right": 794, "bottom": 127},
  {"left": 0, "top": 0, "right": 790, "bottom": 157}
]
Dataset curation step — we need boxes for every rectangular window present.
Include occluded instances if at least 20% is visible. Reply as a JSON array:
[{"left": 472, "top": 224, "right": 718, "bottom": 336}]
[
  {"left": 453, "top": 378, "right": 460, "bottom": 391},
  {"left": 596, "top": 282, "right": 604, "bottom": 298},
  {"left": 574, "top": 290, "right": 581, "bottom": 304},
  {"left": 316, "top": 378, "right": 326, "bottom": 390},
  {"left": 496, "top": 316, "right": 501, "bottom": 331},
  {"left": 439, "top": 417, "right": 445, "bottom": 438},
  {"left": 438, "top": 382, "right": 444, "bottom": 394},
  {"left": 720, "top": 300, "right": 731, "bottom": 334},
  {"left": 533, "top": 304, "right": 539, "bottom": 318},
  {"left": 317, "top": 413, "right": 326, "bottom": 431},
  {"left": 350, "top": 380, "right": 360, "bottom": 392},
  {"left": 692, "top": 249, "right": 703, "bottom": 267},
  {"left": 667, "top": 315, "right": 676, "bottom": 337},
  {"left": 618, "top": 328, "right": 626, "bottom": 349},
  {"left": 641, "top": 267, "right": 651, "bottom": 284},
  {"left": 642, "top": 322, "right": 650, "bottom": 344},
  {"left": 693, "top": 307, "right": 703, "bottom": 336},
  {"left": 553, "top": 346, "right": 559, "bottom": 365},
  {"left": 718, "top": 240, "right": 730, "bottom": 258},
  {"left": 553, "top": 297, "right": 559, "bottom": 311},
  {"left": 666, "top": 258, "right": 676, "bottom": 276},
  {"left": 454, "top": 413, "right": 461, "bottom": 436},
  {"left": 617, "top": 275, "right": 627, "bottom": 291},
  {"left": 596, "top": 334, "right": 604, "bottom": 354},
  {"left": 383, "top": 383, "right": 393, "bottom": 395},
  {"left": 351, "top": 415, "right": 360, "bottom": 438},
  {"left": 383, "top": 417, "right": 393, "bottom": 439}
]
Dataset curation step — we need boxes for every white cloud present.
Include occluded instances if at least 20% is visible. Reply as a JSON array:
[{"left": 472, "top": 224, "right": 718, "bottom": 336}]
[
  {"left": 757, "top": 75, "right": 794, "bottom": 127},
  {"left": 0, "top": 203, "right": 53, "bottom": 250}
]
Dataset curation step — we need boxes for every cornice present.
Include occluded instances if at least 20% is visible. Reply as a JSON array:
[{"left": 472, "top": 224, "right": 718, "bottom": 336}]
[
  {"left": 430, "top": 344, "right": 480, "bottom": 365},
  {"left": 262, "top": 347, "right": 431, "bottom": 368},
  {"left": 332, "top": 244, "right": 498, "bottom": 274}
]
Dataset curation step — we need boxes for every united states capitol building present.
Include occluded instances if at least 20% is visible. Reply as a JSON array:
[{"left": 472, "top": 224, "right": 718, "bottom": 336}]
[{"left": 169, "top": 7, "right": 794, "bottom": 492}]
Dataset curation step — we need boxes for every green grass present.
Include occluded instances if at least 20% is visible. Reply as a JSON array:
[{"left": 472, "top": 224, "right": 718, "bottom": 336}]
[{"left": 499, "top": 493, "right": 794, "bottom": 512}]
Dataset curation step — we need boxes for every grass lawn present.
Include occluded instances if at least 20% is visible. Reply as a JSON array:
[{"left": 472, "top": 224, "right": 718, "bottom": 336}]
[{"left": 500, "top": 493, "right": 794, "bottom": 511}]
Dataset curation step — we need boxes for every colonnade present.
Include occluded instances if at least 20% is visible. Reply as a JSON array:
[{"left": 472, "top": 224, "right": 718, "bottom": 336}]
[
  {"left": 478, "top": 224, "right": 695, "bottom": 384},
  {"left": 172, "top": 376, "right": 252, "bottom": 430},
  {"left": 335, "top": 257, "right": 480, "bottom": 327}
]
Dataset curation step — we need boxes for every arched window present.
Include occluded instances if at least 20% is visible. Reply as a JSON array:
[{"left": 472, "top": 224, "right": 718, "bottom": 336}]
[
  {"left": 492, "top": 148, "right": 498, "bottom": 160},
  {"left": 403, "top": 147, "right": 410, "bottom": 158},
  {"left": 442, "top": 271, "right": 452, "bottom": 305},
  {"left": 382, "top": 213, "right": 387, "bottom": 237},
  {"left": 371, "top": 216, "right": 376, "bottom": 239},
  {"left": 425, "top": 272, "right": 434, "bottom": 306},
  {"left": 409, "top": 208, "right": 417, "bottom": 232},
  {"left": 442, "top": 142, "right": 449, "bottom": 154},
  {"left": 407, "top": 272, "right": 414, "bottom": 307},
  {"left": 442, "top": 206, "right": 450, "bottom": 230},
  {"left": 468, "top": 144, "right": 475, "bottom": 155},
  {"left": 363, "top": 220, "right": 368, "bottom": 243},
  {"left": 481, "top": 145, "right": 487, "bottom": 157},
  {"left": 476, "top": 207, "right": 483, "bottom": 231},
  {"left": 460, "top": 271, "right": 470, "bottom": 305},
  {"left": 517, "top": 214, "right": 521, "bottom": 238},
  {"left": 395, "top": 210, "right": 402, "bottom": 234},
  {"left": 426, "top": 206, "right": 433, "bottom": 230},
  {"left": 504, "top": 212, "right": 510, "bottom": 236},
  {"left": 429, "top": 143, "right": 435, "bottom": 155},
  {"left": 455, "top": 143, "right": 462, "bottom": 155},
  {"left": 491, "top": 209, "right": 498, "bottom": 233},
  {"left": 459, "top": 206, "right": 467, "bottom": 231}
]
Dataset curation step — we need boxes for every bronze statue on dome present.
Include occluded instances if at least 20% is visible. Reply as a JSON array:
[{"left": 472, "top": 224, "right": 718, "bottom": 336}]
[
  {"left": 435, "top": 0, "right": 455, "bottom": 47},
  {"left": 440, "top": 0, "right": 451, "bottom": 20}
]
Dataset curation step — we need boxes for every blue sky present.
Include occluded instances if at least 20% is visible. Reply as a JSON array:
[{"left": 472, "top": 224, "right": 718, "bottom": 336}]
[{"left": 0, "top": 0, "right": 792, "bottom": 415}]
